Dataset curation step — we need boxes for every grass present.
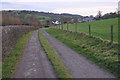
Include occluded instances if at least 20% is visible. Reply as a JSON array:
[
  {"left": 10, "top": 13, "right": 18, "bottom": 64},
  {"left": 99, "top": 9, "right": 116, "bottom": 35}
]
[
  {"left": 38, "top": 30, "right": 72, "bottom": 78},
  {"left": 24, "top": 14, "right": 32, "bottom": 18},
  {"left": 35, "top": 15, "right": 50, "bottom": 20},
  {"left": 0, "top": 62, "right": 2, "bottom": 79},
  {"left": 2, "top": 31, "right": 34, "bottom": 78},
  {"left": 17, "top": 13, "right": 50, "bottom": 20},
  {"left": 60, "top": 18, "right": 118, "bottom": 42},
  {"left": 46, "top": 28, "right": 119, "bottom": 78}
]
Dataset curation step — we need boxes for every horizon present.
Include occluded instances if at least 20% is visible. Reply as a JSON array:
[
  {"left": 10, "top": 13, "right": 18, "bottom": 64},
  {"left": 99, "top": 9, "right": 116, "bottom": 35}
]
[
  {"left": 0, "top": 0, "right": 119, "bottom": 16},
  {"left": 0, "top": 9, "right": 117, "bottom": 17}
]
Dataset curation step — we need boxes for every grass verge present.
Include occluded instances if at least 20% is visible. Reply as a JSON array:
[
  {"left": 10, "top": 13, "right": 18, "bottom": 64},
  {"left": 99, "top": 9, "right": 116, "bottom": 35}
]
[
  {"left": 38, "top": 30, "right": 72, "bottom": 78},
  {"left": 0, "top": 62, "right": 2, "bottom": 79},
  {"left": 2, "top": 31, "right": 34, "bottom": 78},
  {"left": 46, "top": 28, "right": 119, "bottom": 78}
]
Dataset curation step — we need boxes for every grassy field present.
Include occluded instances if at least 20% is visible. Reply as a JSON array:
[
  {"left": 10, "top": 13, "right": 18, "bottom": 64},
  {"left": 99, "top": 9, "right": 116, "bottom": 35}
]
[
  {"left": 60, "top": 18, "right": 118, "bottom": 42},
  {"left": 47, "top": 28, "right": 119, "bottom": 78},
  {"left": 2, "top": 31, "right": 33, "bottom": 78},
  {"left": 0, "top": 62, "right": 2, "bottom": 79},
  {"left": 16, "top": 13, "right": 50, "bottom": 20},
  {"left": 35, "top": 15, "right": 50, "bottom": 19},
  {"left": 38, "top": 30, "right": 72, "bottom": 78}
]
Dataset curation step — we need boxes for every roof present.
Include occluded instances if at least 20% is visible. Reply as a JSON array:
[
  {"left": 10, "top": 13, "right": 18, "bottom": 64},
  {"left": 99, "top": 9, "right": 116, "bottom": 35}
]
[
  {"left": 52, "top": 21, "right": 61, "bottom": 24},
  {"left": 83, "top": 17, "right": 95, "bottom": 20}
]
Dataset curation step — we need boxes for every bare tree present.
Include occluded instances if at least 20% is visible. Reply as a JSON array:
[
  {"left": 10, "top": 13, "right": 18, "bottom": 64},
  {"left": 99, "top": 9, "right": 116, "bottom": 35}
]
[
  {"left": 97, "top": 11, "right": 102, "bottom": 20},
  {"left": 90, "top": 15, "right": 94, "bottom": 17},
  {"left": 118, "top": 1, "right": 120, "bottom": 14}
]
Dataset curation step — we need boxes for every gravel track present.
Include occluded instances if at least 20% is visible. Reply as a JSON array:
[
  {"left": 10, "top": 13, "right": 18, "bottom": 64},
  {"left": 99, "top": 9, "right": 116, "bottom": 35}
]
[
  {"left": 42, "top": 30, "right": 115, "bottom": 78},
  {"left": 14, "top": 30, "right": 56, "bottom": 78}
]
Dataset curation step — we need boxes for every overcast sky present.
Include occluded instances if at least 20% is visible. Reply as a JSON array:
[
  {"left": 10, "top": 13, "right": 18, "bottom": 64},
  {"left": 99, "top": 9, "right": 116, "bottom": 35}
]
[{"left": 0, "top": 0, "right": 119, "bottom": 16}]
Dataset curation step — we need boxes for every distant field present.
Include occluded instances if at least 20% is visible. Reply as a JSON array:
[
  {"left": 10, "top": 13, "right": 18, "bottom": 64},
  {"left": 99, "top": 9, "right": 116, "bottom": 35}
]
[
  {"left": 16, "top": 13, "right": 50, "bottom": 20},
  {"left": 35, "top": 15, "right": 50, "bottom": 19},
  {"left": 62, "top": 18, "right": 118, "bottom": 42}
]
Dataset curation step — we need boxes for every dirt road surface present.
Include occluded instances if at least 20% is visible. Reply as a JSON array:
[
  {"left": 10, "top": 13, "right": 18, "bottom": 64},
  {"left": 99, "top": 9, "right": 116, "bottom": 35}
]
[
  {"left": 42, "top": 30, "right": 115, "bottom": 78},
  {"left": 14, "top": 31, "right": 56, "bottom": 78}
]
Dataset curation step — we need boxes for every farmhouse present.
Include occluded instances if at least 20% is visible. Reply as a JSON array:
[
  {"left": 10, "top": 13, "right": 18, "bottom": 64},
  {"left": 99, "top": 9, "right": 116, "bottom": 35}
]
[{"left": 52, "top": 21, "right": 61, "bottom": 25}]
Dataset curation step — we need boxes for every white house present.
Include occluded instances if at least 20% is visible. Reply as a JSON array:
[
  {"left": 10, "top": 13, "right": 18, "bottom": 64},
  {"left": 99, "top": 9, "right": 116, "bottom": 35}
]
[{"left": 52, "top": 21, "right": 61, "bottom": 25}]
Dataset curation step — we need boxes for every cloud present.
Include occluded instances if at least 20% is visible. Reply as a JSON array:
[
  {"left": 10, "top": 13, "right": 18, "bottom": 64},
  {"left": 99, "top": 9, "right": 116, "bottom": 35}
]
[
  {"left": 1, "top": 0, "right": 119, "bottom": 2},
  {"left": 1, "top": 1, "right": 118, "bottom": 16},
  {"left": 52, "top": 6, "right": 117, "bottom": 16},
  {"left": 1, "top": 2, "right": 54, "bottom": 11}
]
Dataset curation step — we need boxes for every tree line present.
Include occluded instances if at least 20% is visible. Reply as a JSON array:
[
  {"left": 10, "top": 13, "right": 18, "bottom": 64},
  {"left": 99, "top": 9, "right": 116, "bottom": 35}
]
[{"left": 96, "top": 11, "right": 118, "bottom": 20}]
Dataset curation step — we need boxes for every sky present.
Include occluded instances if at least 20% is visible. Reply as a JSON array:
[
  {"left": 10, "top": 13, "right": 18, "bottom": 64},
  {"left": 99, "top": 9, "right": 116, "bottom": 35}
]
[{"left": 0, "top": 0, "right": 119, "bottom": 16}]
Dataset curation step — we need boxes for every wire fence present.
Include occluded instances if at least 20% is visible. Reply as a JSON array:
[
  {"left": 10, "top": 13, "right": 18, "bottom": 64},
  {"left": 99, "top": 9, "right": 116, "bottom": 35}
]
[{"left": 55, "top": 23, "right": 116, "bottom": 43}]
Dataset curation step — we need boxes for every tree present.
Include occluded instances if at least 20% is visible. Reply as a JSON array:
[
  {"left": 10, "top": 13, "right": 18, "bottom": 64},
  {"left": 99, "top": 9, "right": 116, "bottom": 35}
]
[
  {"left": 96, "top": 11, "right": 102, "bottom": 20},
  {"left": 32, "top": 21, "right": 40, "bottom": 27},
  {"left": 102, "top": 12, "right": 117, "bottom": 19},
  {"left": 90, "top": 15, "right": 94, "bottom": 17},
  {"left": 46, "top": 20, "right": 50, "bottom": 26}
]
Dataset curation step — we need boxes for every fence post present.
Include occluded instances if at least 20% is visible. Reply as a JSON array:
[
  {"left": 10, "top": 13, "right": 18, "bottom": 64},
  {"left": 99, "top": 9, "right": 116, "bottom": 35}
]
[
  {"left": 57, "top": 25, "right": 58, "bottom": 29},
  {"left": 62, "top": 24, "right": 63, "bottom": 30},
  {"left": 75, "top": 23, "right": 77, "bottom": 32},
  {"left": 59, "top": 24, "right": 60, "bottom": 29},
  {"left": 59, "top": 25, "right": 60, "bottom": 29},
  {"left": 60, "top": 24, "right": 61, "bottom": 30},
  {"left": 110, "top": 25, "right": 113, "bottom": 43},
  {"left": 89, "top": 24, "right": 91, "bottom": 35},
  {"left": 67, "top": 23, "right": 68, "bottom": 31}
]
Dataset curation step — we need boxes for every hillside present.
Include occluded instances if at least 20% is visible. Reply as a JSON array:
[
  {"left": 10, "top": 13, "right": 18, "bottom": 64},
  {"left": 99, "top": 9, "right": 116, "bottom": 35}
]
[{"left": 2, "top": 10, "right": 83, "bottom": 26}]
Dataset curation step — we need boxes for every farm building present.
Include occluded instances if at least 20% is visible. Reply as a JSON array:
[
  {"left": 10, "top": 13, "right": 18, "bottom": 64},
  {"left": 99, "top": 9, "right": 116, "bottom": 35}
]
[
  {"left": 78, "top": 17, "right": 96, "bottom": 23},
  {"left": 83, "top": 17, "right": 96, "bottom": 22},
  {"left": 52, "top": 21, "right": 61, "bottom": 25}
]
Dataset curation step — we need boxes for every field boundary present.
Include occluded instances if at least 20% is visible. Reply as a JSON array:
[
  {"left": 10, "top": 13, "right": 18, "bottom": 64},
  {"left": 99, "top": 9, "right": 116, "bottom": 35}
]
[
  {"left": 2, "top": 31, "right": 34, "bottom": 78},
  {"left": 2, "top": 25, "right": 38, "bottom": 61},
  {"left": 55, "top": 18, "right": 118, "bottom": 43},
  {"left": 53, "top": 28, "right": 118, "bottom": 46}
]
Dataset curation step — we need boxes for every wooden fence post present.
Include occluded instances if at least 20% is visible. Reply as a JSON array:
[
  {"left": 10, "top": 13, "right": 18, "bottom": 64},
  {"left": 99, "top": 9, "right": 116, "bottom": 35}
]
[
  {"left": 67, "top": 23, "right": 68, "bottom": 31},
  {"left": 60, "top": 24, "right": 61, "bottom": 30},
  {"left": 57, "top": 25, "right": 58, "bottom": 29},
  {"left": 55, "top": 25, "right": 56, "bottom": 29},
  {"left": 62, "top": 24, "right": 63, "bottom": 30},
  {"left": 89, "top": 24, "right": 91, "bottom": 35},
  {"left": 110, "top": 25, "right": 113, "bottom": 43},
  {"left": 75, "top": 23, "right": 77, "bottom": 32},
  {"left": 59, "top": 24, "right": 60, "bottom": 29},
  {"left": 59, "top": 25, "right": 60, "bottom": 30}
]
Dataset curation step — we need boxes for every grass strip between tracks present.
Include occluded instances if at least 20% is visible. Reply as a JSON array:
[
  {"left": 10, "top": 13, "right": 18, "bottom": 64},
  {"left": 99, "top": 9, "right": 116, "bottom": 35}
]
[{"left": 38, "top": 30, "right": 72, "bottom": 78}]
